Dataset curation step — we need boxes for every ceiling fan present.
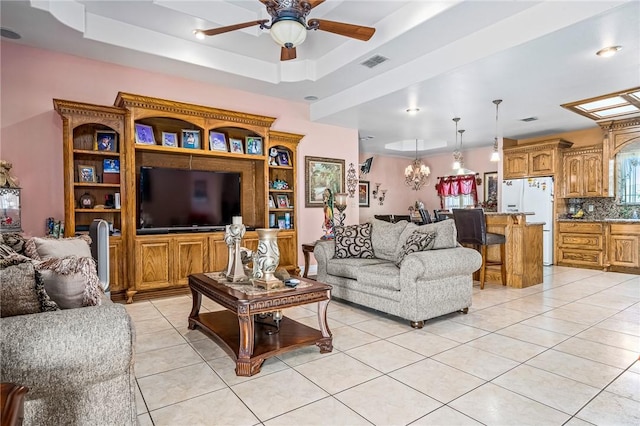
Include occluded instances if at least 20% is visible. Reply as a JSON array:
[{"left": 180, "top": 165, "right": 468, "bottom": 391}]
[{"left": 193, "top": 0, "right": 376, "bottom": 61}]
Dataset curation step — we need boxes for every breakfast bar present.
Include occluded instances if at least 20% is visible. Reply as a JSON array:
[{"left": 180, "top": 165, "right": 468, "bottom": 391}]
[{"left": 482, "top": 212, "right": 544, "bottom": 288}]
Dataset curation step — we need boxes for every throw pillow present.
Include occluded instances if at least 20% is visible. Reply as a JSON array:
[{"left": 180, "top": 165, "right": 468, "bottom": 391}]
[
  {"left": 396, "top": 219, "right": 458, "bottom": 255},
  {"left": 333, "top": 223, "right": 375, "bottom": 259},
  {"left": 25, "top": 235, "right": 92, "bottom": 261},
  {"left": 36, "top": 256, "right": 103, "bottom": 308},
  {"left": 0, "top": 233, "right": 28, "bottom": 255},
  {"left": 368, "top": 218, "right": 409, "bottom": 261},
  {"left": 0, "top": 259, "right": 60, "bottom": 317},
  {"left": 395, "top": 231, "right": 437, "bottom": 267}
]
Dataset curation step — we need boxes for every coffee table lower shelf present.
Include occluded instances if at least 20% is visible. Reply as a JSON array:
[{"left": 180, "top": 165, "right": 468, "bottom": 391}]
[{"left": 191, "top": 310, "right": 330, "bottom": 375}]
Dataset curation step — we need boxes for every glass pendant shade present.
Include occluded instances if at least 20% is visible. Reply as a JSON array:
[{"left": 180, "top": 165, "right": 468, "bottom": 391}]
[
  {"left": 270, "top": 19, "right": 307, "bottom": 47},
  {"left": 490, "top": 99, "right": 502, "bottom": 162}
]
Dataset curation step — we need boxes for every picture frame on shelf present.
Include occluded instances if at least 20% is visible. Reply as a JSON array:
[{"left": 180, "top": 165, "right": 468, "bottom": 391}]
[
  {"left": 161, "top": 132, "right": 178, "bottom": 147},
  {"left": 304, "top": 156, "right": 345, "bottom": 208},
  {"left": 276, "top": 149, "right": 290, "bottom": 166},
  {"left": 229, "top": 138, "right": 244, "bottom": 154},
  {"left": 134, "top": 123, "right": 156, "bottom": 145},
  {"left": 245, "top": 136, "right": 263, "bottom": 155},
  {"left": 209, "top": 131, "right": 227, "bottom": 152},
  {"left": 276, "top": 194, "right": 289, "bottom": 209},
  {"left": 268, "top": 195, "right": 276, "bottom": 209},
  {"left": 95, "top": 130, "right": 117, "bottom": 152},
  {"left": 103, "top": 159, "right": 120, "bottom": 173},
  {"left": 358, "top": 181, "right": 370, "bottom": 207},
  {"left": 182, "top": 129, "right": 201, "bottom": 149},
  {"left": 77, "top": 165, "right": 96, "bottom": 183}
]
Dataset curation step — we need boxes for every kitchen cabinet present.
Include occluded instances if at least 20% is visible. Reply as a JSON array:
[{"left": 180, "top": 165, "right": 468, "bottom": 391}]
[
  {"left": 609, "top": 223, "right": 640, "bottom": 268},
  {"left": 503, "top": 139, "right": 573, "bottom": 179},
  {"left": 561, "top": 146, "right": 603, "bottom": 197},
  {"left": 557, "top": 221, "right": 604, "bottom": 268}
]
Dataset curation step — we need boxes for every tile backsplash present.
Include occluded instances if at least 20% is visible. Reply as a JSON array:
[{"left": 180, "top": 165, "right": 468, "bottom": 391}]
[{"left": 565, "top": 197, "right": 639, "bottom": 220}]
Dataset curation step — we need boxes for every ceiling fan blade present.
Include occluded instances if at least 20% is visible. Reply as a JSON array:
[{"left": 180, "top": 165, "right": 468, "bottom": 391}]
[
  {"left": 308, "top": 19, "right": 375, "bottom": 41},
  {"left": 281, "top": 46, "right": 297, "bottom": 61},
  {"left": 199, "top": 19, "right": 268, "bottom": 36}
]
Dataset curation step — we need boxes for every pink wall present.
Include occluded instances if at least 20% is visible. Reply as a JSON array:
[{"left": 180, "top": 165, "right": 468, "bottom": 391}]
[
  {"left": 0, "top": 41, "right": 358, "bottom": 267},
  {"left": 360, "top": 146, "right": 498, "bottom": 222}
]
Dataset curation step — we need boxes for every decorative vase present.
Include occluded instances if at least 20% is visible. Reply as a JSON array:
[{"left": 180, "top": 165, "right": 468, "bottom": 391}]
[
  {"left": 253, "top": 228, "right": 282, "bottom": 289},
  {"left": 225, "top": 217, "right": 248, "bottom": 282}
]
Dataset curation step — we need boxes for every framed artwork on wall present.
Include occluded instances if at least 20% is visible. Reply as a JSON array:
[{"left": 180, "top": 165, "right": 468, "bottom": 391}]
[
  {"left": 358, "top": 181, "right": 370, "bottom": 207},
  {"left": 304, "top": 156, "right": 345, "bottom": 208},
  {"left": 484, "top": 171, "right": 498, "bottom": 211}
]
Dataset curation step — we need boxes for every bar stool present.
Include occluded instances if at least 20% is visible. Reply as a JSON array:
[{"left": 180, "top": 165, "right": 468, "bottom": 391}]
[{"left": 452, "top": 208, "right": 506, "bottom": 289}]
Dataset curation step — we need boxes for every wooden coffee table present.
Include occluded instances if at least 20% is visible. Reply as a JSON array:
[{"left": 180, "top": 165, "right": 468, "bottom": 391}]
[{"left": 188, "top": 273, "right": 333, "bottom": 376}]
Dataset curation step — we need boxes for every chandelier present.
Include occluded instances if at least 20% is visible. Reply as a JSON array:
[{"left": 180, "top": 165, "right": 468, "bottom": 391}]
[
  {"left": 405, "top": 139, "right": 431, "bottom": 191},
  {"left": 490, "top": 99, "right": 502, "bottom": 162},
  {"left": 452, "top": 117, "right": 462, "bottom": 169}
]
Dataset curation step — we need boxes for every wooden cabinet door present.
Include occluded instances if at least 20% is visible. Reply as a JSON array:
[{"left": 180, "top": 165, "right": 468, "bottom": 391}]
[
  {"left": 563, "top": 155, "right": 583, "bottom": 197},
  {"left": 109, "top": 238, "right": 124, "bottom": 292},
  {"left": 582, "top": 152, "right": 602, "bottom": 196},
  {"left": 173, "top": 236, "right": 208, "bottom": 285},
  {"left": 135, "top": 238, "right": 171, "bottom": 289},
  {"left": 504, "top": 152, "right": 528, "bottom": 178},
  {"left": 609, "top": 235, "right": 639, "bottom": 267},
  {"left": 529, "top": 149, "right": 554, "bottom": 176}
]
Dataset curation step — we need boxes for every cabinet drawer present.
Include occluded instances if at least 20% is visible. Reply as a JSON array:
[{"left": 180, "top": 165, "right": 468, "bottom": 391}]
[
  {"left": 558, "top": 248, "right": 603, "bottom": 267},
  {"left": 610, "top": 223, "right": 640, "bottom": 235},
  {"left": 558, "top": 233, "right": 603, "bottom": 250},
  {"left": 558, "top": 222, "right": 603, "bottom": 234}
]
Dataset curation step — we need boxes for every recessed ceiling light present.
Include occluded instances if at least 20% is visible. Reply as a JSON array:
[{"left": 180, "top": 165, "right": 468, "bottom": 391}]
[
  {"left": 304, "top": 95, "right": 318, "bottom": 101},
  {"left": 406, "top": 108, "right": 420, "bottom": 115},
  {"left": 0, "top": 28, "right": 21, "bottom": 40},
  {"left": 596, "top": 45, "right": 622, "bottom": 57},
  {"left": 359, "top": 135, "right": 375, "bottom": 141}
]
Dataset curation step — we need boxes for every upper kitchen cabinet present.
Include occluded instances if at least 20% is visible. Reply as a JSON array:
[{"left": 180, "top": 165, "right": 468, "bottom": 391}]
[
  {"left": 561, "top": 145, "right": 603, "bottom": 198},
  {"left": 503, "top": 139, "right": 573, "bottom": 179}
]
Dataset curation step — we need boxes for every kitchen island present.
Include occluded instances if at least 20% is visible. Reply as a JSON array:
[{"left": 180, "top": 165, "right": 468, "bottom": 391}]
[{"left": 483, "top": 212, "right": 544, "bottom": 288}]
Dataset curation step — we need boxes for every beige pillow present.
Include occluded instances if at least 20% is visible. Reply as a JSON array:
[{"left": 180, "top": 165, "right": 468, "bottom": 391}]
[
  {"left": 368, "top": 218, "right": 409, "bottom": 261},
  {"left": 26, "top": 236, "right": 92, "bottom": 261},
  {"left": 36, "top": 256, "right": 103, "bottom": 308},
  {"left": 396, "top": 219, "right": 458, "bottom": 256}
]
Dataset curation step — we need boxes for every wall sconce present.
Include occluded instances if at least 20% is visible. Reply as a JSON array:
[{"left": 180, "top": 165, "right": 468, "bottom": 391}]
[
  {"left": 346, "top": 163, "right": 358, "bottom": 198},
  {"left": 334, "top": 193, "right": 348, "bottom": 226},
  {"left": 372, "top": 183, "right": 381, "bottom": 199},
  {"left": 379, "top": 190, "right": 387, "bottom": 205}
]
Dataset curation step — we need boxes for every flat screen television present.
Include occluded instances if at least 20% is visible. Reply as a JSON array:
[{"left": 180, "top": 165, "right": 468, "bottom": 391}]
[{"left": 137, "top": 166, "right": 241, "bottom": 234}]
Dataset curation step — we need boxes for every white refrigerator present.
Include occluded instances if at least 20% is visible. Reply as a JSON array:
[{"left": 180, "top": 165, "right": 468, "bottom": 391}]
[{"left": 501, "top": 177, "right": 554, "bottom": 265}]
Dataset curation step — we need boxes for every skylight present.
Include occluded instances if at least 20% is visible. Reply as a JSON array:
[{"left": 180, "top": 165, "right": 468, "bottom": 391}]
[{"left": 562, "top": 87, "right": 640, "bottom": 121}]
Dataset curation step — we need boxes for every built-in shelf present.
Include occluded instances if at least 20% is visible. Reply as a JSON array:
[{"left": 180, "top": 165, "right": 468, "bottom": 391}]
[
  {"left": 74, "top": 182, "right": 121, "bottom": 188},
  {"left": 73, "top": 149, "right": 121, "bottom": 157},
  {"left": 135, "top": 144, "right": 266, "bottom": 161},
  {"left": 75, "top": 208, "right": 121, "bottom": 213},
  {"left": 269, "top": 189, "right": 293, "bottom": 193}
]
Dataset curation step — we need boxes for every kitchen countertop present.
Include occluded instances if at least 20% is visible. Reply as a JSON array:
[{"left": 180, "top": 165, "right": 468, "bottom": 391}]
[
  {"left": 487, "top": 212, "right": 535, "bottom": 216},
  {"left": 557, "top": 218, "right": 640, "bottom": 223}
]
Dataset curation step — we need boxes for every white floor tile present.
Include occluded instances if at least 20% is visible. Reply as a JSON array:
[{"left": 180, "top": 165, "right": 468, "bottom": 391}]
[
  {"left": 263, "top": 396, "right": 370, "bottom": 426},
  {"left": 346, "top": 340, "right": 424, "bottom": 373},
  {"left": 432, "top": 344, "right": 519, "bottom": 381},
  {"left": 450, "top": 382, "right": 570, "bottom": 425},
  {"left": 412, "top": 405, "right": 482, "bottom": 425},
  {"left": 294, "top": 352, "right": 381, "bottom": 394},
  {"left": 576, "top": 391, "right": 640, "bottom": 425},
  {"left": 605, "top": 370, "right": 640, "bottom": 402}
]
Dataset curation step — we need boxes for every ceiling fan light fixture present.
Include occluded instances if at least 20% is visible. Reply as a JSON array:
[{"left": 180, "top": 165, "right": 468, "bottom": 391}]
[{"left": 270, "top": 18, "right": 307, "bottom": 48}]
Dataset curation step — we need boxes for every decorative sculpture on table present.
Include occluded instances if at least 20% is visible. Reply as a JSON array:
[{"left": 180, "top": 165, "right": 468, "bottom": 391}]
[
  {"left": 224, "top": 216, "right": 248, "bottom": 282},
  {"left": 321, "top": 188, "right": 335, "bottom": 239},
  {"left": 253, "top": 229, "right": 282, "bottom": 290}
]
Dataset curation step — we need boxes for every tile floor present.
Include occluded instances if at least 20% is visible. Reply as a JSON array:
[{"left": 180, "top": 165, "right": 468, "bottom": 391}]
[{"left": 126, "top": 266, "right": 640, "bottom": 426}]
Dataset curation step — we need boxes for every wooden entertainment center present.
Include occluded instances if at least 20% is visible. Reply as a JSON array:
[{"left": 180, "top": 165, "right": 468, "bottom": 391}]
[{"left": 54, "top": 93, "right": 303, "bottom": 302}]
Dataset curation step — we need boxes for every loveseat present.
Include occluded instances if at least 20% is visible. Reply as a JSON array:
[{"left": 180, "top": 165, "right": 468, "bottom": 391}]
[
  {"left": 0, "top": 235, "right": 136, "bottom": 425},
  {"left": 314, "top": 219, "right": 482, "bottom": 328}
]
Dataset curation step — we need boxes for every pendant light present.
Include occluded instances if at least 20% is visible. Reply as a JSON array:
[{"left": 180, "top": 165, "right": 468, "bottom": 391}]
[
  {"left": 457, "top": 129, "right": 466, "bottom": 175},
  {"left": 490, "top": 99, "right": 502, "bottom": 162},
  {"left": 452, "top": 117, "right": 461, "bottom": 170}
]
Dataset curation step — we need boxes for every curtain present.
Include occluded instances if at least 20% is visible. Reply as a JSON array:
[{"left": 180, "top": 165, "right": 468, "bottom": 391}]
[{"left": 436, "top": 175, "right": 478, "bottom": 208}]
